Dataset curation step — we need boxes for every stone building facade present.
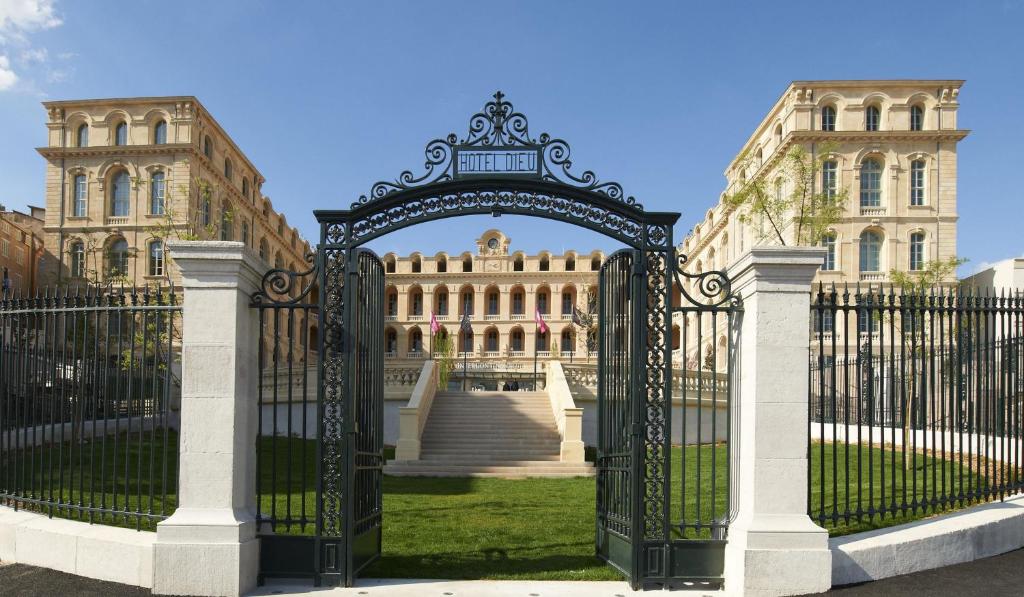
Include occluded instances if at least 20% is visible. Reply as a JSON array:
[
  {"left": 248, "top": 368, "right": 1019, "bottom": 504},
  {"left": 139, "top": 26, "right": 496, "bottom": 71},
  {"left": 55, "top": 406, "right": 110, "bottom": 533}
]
[
  {"left": 677, "top": 80, "right": 968, "bottom": 363},
  {"left": 0, "top": 208, "right": 46, "bottom": 294},
  {"left": 380, "top": 229, "right": 604, "bottom": 388},
  {"left": 36, "top": 96, "right": 311, "bottom": 287}
]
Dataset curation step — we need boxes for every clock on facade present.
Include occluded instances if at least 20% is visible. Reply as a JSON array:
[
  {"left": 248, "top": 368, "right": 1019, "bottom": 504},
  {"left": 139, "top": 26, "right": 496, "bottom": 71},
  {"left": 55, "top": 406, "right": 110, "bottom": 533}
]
[{"left": 487, "top": 238, "right": 499, "bottom": 250}]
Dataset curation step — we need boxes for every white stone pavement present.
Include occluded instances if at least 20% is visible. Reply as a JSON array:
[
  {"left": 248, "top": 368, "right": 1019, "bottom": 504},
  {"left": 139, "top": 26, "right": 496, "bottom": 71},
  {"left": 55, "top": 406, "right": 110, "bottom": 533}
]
[{"left": 249, "top": 578, "right": 718, "bottom": 597}]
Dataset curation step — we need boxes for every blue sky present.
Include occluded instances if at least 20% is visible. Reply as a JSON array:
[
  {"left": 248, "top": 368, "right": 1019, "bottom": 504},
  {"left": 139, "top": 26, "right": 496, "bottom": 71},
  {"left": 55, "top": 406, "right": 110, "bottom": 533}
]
[{"left": 1, "top": 0, "right": 1022, "bottom": 273}]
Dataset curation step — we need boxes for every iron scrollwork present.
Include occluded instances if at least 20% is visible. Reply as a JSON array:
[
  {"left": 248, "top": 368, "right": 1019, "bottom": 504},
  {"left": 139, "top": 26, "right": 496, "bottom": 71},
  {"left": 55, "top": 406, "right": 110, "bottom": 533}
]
[
  {"left": 674, "top": 251, "right": 742, "bottom": 309},
  {"left": 250, "top": 251, "right": 319, "bottom": 306},
  {"left": 351, "top": 91, "right": 642, "bottom": 210}
]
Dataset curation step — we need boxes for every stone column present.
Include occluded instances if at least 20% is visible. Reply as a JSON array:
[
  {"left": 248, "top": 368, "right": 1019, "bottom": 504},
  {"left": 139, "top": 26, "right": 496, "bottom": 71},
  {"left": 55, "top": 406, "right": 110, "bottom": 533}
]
[
  {"left": 723, "top": 246, "right": 831, "bottom": 596},
  {"left": 153, "top": 241, "right": 264, "bottom": 597}
]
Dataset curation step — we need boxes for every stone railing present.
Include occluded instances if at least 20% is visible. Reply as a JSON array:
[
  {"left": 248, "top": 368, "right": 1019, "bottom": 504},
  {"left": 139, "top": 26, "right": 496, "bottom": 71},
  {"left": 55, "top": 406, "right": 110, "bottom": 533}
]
[
  {"left": 544, "top": 360, "right": 585, "bottom": 462},
  {"left": 562, "top": 363, "right": 729, "bottom": 403},
  {"left": 394, "top": 360, "right": 438, "bottom": 461}
]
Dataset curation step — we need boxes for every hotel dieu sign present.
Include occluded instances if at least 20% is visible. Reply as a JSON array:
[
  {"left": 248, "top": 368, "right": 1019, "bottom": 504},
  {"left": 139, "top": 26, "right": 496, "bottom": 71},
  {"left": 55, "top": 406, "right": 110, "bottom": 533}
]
[{"left": 453, "top": 146, "right": 542, "bottom": 179}]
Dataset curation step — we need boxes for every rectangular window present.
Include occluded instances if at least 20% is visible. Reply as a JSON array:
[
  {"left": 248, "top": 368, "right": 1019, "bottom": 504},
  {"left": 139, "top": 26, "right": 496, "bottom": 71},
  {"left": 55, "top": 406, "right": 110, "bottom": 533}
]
[
  {"left": 151, "top": 175, "right": 166, "bottom": 215},
  {"left": 860, "top": 170, "right": 881, "bottom": 207},
  {"left": 822, "top": 161, "right": 837, "bottom": 199},
  {"left": 1, "top": 239, "right": 8, "bottom": 257},
  {"left": 822, "top": 236, "right": 836, "bottom": 271},
  {"left": 814, "top": 309, "right": 834, "bottom": 334},
  {"left": 74, "top": 175, "right": 87, "bottom": 217},
  {"left": 910, "top": 161, "right": 925, "bottom": 206},
  {"left": 437, "top": 294, "right": 448, "bottom": 315},
  {"left": 910, "top": 237, "right": 925, "bottom": 271},
  {"left": 14, "top": 246, "right": 24, "bottom": 265},
  {"left": 562, "top": 293, "right": 573, "bottom": 315},
  {"left": 512, "top": 293, "right": 523, "bottom": 314},
  {"left": 858, "top": 310, "right": 879, "bottom": 334},
  {"left": 149, "top": 244, "right": 164, "bottom": 277}
]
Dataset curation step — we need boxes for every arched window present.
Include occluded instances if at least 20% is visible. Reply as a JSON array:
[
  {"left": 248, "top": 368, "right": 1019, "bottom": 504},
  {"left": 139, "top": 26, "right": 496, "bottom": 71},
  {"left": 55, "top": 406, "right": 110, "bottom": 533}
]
[
  {"left": 259, "top": 239, "right": 269, "bottom": 262},
  {"left": 76, "top": 124, "right": 89, "bottom": 147},
  {"left": 73, "top": 174, "right": 87, "bottom": 217},
  {"left": 535, "top": 329, "right": 549, "bottom": 351},
  {"left": 909, "top": 232, "right": 925, "bottom": 271},
  {"left": 436, "top": 255, "right": 447, "bottom": 273},
  {"left": 536, "top": 287, "right": 549, "bottom": 315},
  {"left": 910, "top": 105, "right": 924, "bottom": 131},
  {"left": 69, "top": 241, "right": 85, "bottom": 278},
  {"left": 110, "top": 171, "right": 131, "bottom": 216},
  {"left": 203, "top": 135, "right": 213, "bottom": 159},
  {"left": 274, "top": 251, "right": 283, "bottom": 270},
  {"left": 561, "top": 329, "right": 574, "bottom": 354},
  {"left": 242, "top": 178, "right": 249, "bottom": 198},
  {"left": 224, "top": 159, "right": 233, "bottom": 181},
  {"left": 241, "top": 221, "right": 250, "bottom": 245},
  {"left": 114, "top": 122, "right": 128, "bottom": 146},
  {"left": 756, "top": 147, "right": 764, "bottom": 166},
  {"left": 511, "top": 286, "right": 525, "bottom": 315},
  {"left": 865, "top": 105, "right": 880, "bottom": 131},
  {"left": 565, "top": 255, "right": 575, "bottom": 271},
  {"left": 461, "top": 288, "right": 474, "bottom": 316},
  {"left": 591, "top": 255, "right": 601, "bottom": 271},
  {"left": 201, "top": 198, "right": 211, "bottom": 227},
  {"left": 539, "top": 254, "right": 550, "bottom": 271},
  {"left": 220, "top": 204, "right": 232, "bottom": 241},
  {"left": 485, "top": 328, "right": 499, "bottom": 352},
  {"left": 385, "top": 328, "right": 398, "bottom": 354},
  {"left": 153, "top": 120, "right": 167, "bottom": 144},
  {"left": 409, "top": 287, "right": 423, "bottom": 316},
  {"left": 148, "top": 240, "right": 164, "bottom": 277},
  {"left": 910, "top": 159, "right": 926, "bottom": 206},
  {"left": 561, "top": 290, "right": 574, "bottom": 315},
  {"left": 486, "top": 287, "right": 499, "bottom": 316},
  {"left": 510, "top": 328, "right": 524, "bottom": 352},
  {"left": 150, "top": 171, "right": 165, "bottom": 215},
  {"left": 277, "top": 218, "right": 284, "bottom": 236},
  {"left": 460, "top": 329, "right": 474, "bottom": 353},
  {"left": 409, "top": 328, "right": 423, "bottom": 353},
  {"left": 411, "top": 255, "right": 421, "bottom": 273},
  {"left": 821, "top": 232, "right": 837, "bottom": 271},
  {"left": 384, "top": 256, "right": 396, "bottom": 273},
  {"left": 462, "top": 254, "right": 472, "bottom": 272},
  {"left": 513, "top": 254, "right": 524, "bottom": 271},
  {"left": 386, "top": 287, "right": 398, "bottom": 317},
  {"left": 821, "top": 160, "right": 838, "bottom": 199},
  {"left": 435, "top": 287, "right": 449, "bottom": 316},
  {"left": 821, "top": 106, "right": 836, "bottom": 131},
  {"left": 859, "top": 230, "right": 882, "bottom": 272},
  {"left": 859, "top": 159, "right": 882, "bottom": 207},
  {"left": 107, "top": 239, "right": 130, "bottom": 277},
  {"left": 774, "top": 123, "right": 783, "bottom": 146}
]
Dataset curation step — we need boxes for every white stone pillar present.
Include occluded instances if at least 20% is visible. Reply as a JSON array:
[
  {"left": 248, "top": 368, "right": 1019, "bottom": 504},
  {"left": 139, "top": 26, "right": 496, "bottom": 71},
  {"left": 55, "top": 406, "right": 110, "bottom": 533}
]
[
  {"left": 153, "top": 241, "right": 264, "bottom": 597},
  {"left": 723, "top": 246, "right": 831, "bottom": 597}
]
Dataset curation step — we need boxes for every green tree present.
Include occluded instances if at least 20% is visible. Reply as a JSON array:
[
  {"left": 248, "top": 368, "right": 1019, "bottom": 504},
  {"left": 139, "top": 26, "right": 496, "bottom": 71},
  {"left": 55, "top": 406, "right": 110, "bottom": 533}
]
[
  {"left": 432, "top": 332, "right": 455, "bottom": 390},
  {"left": 725, "top": 143, "right": 847, "bottom": 246}
]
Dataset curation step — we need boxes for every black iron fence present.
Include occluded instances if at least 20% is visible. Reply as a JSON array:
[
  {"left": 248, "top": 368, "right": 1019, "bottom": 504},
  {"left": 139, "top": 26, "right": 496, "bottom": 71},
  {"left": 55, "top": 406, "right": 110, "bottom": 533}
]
[
  {"left": 0, "top": 285, "right": 181, "bottom": 530},
  {"left": 809, "top": 284, "right": 1024, "bottom": 531}
]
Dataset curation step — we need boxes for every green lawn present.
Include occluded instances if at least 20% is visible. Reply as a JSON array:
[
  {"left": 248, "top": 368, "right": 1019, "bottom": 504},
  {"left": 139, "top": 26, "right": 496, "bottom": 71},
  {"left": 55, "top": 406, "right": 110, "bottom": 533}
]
[{"left": 4, "top": 432, "right": 994, "bottom": 579}]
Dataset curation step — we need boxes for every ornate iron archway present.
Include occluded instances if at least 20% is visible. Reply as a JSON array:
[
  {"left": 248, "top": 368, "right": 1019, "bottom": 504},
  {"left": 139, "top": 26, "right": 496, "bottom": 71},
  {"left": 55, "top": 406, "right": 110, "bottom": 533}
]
[{"left": 252, "top": 92, "right": 735, "bottom": 590}]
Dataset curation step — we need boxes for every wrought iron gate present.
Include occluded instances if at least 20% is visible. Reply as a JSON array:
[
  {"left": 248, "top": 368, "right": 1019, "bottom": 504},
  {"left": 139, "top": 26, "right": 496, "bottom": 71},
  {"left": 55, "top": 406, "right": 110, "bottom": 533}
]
[
  {"left": 596, "top": 249, "right": 644, "bottom": 579},
  {"left": 250, "top": 91, "right": 738, "bottom": 590}
]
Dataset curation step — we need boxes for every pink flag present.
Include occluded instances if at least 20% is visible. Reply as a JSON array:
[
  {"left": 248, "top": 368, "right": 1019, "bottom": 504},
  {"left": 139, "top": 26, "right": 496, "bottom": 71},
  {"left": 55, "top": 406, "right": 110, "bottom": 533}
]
[
  {"left": 430, "top": 311, "right": 440, "bottom": 334},
  {"left": 535, "top": 308, "right": 548, "bottom": 334}
]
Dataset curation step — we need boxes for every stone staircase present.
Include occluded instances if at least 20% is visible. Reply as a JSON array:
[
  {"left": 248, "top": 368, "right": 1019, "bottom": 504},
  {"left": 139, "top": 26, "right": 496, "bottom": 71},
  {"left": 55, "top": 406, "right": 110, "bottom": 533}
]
[{"left": 384, "top": 391, "right": 595, "bottom": 478}]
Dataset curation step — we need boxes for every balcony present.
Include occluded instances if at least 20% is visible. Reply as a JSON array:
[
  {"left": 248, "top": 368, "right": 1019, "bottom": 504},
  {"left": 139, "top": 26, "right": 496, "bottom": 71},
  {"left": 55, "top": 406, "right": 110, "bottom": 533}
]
[
  {"left": 484, "top": 314, "right": 500, "bottom": 321},
  {"left": 106, "top": 216, "right": 130, "bottom": 226},
  {"left": 483, "top": 351, "right": 500, "bottom": 358},
  {"left": 408, "top": 313, "right": 425, "bottom": 321},
  {"left": 859, "top": 272, "right": 885, "bottom": 283},
  {"left": 510, "top": 313, "right": 526, "bottom": 320},
  {"left": 385, "top": 314, "right": 398, "bottom": 322},
  {"left": 435, "top": 314, "right": 450, "bottom": 321},
  {"left": 384, "top": 351, "right": 397, "bottom": 359},
  {"left": 536, "top": 350, "right": 551, "bottom": 358},
  {"left": 407, "top": 350, "right": 425, "bottom": 359},
  {"left": 860, "top": 207, "right": 885, "bottom": 217},
  {"left": 560, "top": 351, "right": 575, "bottom": 358},
  {"left": 509, "top": 350, "right": 525, "bottom": 357}
]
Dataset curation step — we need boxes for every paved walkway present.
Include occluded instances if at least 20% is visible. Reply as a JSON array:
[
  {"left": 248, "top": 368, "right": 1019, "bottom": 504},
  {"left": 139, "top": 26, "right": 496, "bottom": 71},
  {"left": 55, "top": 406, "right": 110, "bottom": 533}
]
[{"left": 3, "top": 550, "right": 1024, "bottom": 596}]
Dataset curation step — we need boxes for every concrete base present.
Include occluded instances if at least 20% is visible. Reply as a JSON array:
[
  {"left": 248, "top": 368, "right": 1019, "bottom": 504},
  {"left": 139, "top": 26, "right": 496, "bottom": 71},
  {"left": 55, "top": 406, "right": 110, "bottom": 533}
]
[
  {"left": 724, "top": 514, "right": 832, "bottom": 597},
  {"left": 559, "top": 439, "right": 585, "bottom": 462},
  {"left": 831, "top": 493, "right": 1024, "bottom": 586},
  {"left": 250, "top": 578, "right": 659, "bottom": 596},
  {"left": 152, "top": 508, "right": 259, "bottom": 597},
  {"left": 0, "top": 505, "right": 155, "bottom": 588}
]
